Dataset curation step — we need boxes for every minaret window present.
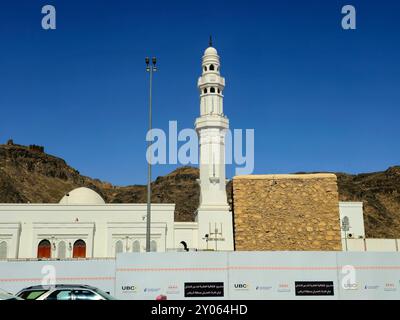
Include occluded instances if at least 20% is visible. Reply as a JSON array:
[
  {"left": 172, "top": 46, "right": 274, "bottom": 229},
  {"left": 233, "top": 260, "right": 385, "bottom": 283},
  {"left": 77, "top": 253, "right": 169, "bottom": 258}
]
[
  {"left": 204, "top": 66, "right": 207, "bottom": 71},
  {"left": 203, "top": 88, "right": 207, "bottom": 94},
  {"left": 217, "top": 88, "right": 220, "bottom": 94},
  {"left": 209, "top": 64, "right": 215, "bottom": 71},
  {"left": 210, "top": 87, "right": 215, "bottom": 93}
]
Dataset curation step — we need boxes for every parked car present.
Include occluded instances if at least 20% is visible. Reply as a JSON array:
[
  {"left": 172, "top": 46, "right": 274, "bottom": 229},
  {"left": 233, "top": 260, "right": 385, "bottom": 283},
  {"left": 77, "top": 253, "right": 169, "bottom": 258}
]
[
  {"left": 16, "top": 284, "right": 116, "bottom": 300},
  {"left": 0, "top": 288, "right": 23, "bottom": 300}
]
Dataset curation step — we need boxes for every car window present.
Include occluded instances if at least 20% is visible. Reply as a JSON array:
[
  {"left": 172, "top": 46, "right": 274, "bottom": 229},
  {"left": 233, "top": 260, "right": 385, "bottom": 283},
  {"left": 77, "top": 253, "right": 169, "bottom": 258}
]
[
  {"left": 93, "top": 288, "right": 116, "bottom": 300},
  {"left": 18, "top": 290, "right": 47, "bottom": 300},
  {"left": 73, "top": 290, "right": 102, "bottom": 300},
  {"left": 46, "top": 290, "right": 73, "bottom": 300}
]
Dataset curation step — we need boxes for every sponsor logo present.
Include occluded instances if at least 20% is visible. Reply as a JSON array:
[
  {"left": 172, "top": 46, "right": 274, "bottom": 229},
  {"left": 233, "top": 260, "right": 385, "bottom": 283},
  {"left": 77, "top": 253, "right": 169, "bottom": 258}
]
[
  {"left": 256, "top": 285, "right": 272, "bottom": 291},
  {"left": 121, "top": 285, "right": 138, "bottom": 293},
  {"left": 295, "top": 281, "right": 334, "bottom": 296},
  {"left": 364, "top": 284, "right": 379, "bottom": 290},
  {"left": 166, "top": 284, "right": 180, "bottom": 295},
  {"left": 277, "top": 283, "right": 291, "bottom": 293},
  {"left": 233, "top": 283, "right": 250, "bottom": 290},
  {"left": 342, "top": 282, "right": 359, "bottom": 290},
  {"left": 144, "top": 288, "right": 161, "bottom": 293},
  {"left": 384, "top": 283, "right": 396, "bottom": 292}
]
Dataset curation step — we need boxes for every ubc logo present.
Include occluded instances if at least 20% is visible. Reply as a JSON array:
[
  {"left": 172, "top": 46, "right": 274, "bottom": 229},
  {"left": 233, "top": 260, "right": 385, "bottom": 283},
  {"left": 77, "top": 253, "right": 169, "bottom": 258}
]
[
  {"left": 122, "top": 285, "right": 137, "bottom": 292},
  {"left": 234, "top": 283, "right": 249, "bottom": 290}
]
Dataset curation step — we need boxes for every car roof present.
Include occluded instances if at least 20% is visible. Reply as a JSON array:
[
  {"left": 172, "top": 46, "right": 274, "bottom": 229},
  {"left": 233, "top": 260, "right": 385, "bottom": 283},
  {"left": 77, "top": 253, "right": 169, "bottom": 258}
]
[{"left": 21, "top": 284, "right": 97, "bottom": 291}]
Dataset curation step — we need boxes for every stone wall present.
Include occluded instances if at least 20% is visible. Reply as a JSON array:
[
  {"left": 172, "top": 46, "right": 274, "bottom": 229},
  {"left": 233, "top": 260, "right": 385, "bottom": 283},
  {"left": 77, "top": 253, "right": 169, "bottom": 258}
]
[{"left": 233, "top": 174, "right": 342, "bottom": 251}]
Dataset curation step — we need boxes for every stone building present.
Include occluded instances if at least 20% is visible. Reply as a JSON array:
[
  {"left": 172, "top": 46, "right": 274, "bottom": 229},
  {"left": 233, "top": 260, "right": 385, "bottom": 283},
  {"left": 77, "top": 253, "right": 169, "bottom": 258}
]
[{"left": 233, "top": 174, "right": 342, "bottom": 251}]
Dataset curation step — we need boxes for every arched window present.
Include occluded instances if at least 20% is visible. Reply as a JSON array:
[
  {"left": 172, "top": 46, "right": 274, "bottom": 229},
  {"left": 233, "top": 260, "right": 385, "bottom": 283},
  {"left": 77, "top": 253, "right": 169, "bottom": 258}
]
[
  {"left": 150, "top": 240, "right": 157, "bottom": 252},
  {"left": 217, "top": 88, "right": 220, "bottom": 94},
  {"left": 58, "top": 241, "right": 66, "bottom": 259},
  {"left": 37, "top": 239, "right": 51, "bottom": 259},
  {"left": 203, "top": 88, "right": 207, "bottom": 94},
  {"left": 0, "top": 241, "right": 7, "bottom": 259},
  {"left": 73, "top": 239, "right": 86, "bottom": 258},
  {"left": 210, "top": 87, "right": 215, "bottom": 93},
  {"left": 132, "top": 240, "right": 140, "bottom": 252},
  {"left": 204, "top": 66, "right": 207, "bottom": 71},
  {"left": 209, "top": 64, "right": 215, "bottom": 71},
  {"left": 115, "top": 240, "right": 123, "bottom": 255}
]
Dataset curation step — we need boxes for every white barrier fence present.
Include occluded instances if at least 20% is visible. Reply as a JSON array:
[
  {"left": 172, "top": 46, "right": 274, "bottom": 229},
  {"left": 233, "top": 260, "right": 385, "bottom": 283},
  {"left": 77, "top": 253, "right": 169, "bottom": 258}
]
[
  {"left": 343, "top": 238, "right": 400, "bottom": 251},
  {"left": 0, "top": 259, "right": 115, "bottom": 295},
  {"left": 115, "top": 251, "right": 400, "bottom": 300},
  {"left": 1, "top": 252, "right": 399, "bottom": 300}
]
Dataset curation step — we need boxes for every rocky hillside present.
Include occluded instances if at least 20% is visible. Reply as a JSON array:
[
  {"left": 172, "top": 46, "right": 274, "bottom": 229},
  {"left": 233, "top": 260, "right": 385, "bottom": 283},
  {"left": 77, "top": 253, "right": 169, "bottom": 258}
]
[
  {"left": 0, "top": 142, "right": 399, "bottom": 238},
  {"left": 0, "top": 142, "right": 200, "bottom": 222},
  {"left": 336, "top": 167, "right": 400, "bottom": 238}
]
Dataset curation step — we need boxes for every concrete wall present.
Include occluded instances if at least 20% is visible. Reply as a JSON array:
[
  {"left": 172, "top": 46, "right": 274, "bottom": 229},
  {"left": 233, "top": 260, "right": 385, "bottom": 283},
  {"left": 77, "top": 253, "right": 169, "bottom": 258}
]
[{"left": 233, "top": 174, "right": 342, "bottom": 251}]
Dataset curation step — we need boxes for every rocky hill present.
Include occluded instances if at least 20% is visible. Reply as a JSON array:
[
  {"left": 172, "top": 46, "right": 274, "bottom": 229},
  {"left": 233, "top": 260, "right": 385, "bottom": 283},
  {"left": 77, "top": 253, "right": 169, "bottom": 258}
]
[{"left": 0, "top": 142, "right": 399, "bottom": 238}]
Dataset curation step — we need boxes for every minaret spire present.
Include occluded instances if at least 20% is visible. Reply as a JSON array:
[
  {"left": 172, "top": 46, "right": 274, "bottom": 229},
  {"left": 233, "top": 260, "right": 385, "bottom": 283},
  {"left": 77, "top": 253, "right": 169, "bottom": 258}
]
[
  {"left": 196, "top": 43, "right": 228, "bottom": 205},
  {"left": 195, "top": 41, "right": 234, "bottom": 251}
]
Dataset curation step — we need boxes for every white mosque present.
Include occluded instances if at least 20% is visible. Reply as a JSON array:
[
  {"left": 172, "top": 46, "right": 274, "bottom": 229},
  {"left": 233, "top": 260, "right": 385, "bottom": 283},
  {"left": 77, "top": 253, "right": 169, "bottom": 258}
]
[
  {"left": 0, "top": 42, "right": 235, "bottom": 260},
  {"left": 0, "top": 42, "right": 396, "bottom": 260}
]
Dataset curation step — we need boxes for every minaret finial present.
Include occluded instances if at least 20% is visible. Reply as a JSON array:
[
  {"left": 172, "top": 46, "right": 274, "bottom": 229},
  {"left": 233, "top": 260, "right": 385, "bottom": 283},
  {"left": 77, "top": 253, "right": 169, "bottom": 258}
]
[{"left": 209, "top": 35, "right": 212, "bottom": 47}]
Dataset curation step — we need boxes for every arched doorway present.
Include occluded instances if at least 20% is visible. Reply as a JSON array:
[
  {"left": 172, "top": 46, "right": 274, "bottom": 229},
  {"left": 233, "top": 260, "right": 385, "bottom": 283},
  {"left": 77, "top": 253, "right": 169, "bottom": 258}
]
[
  {"left": 37, "top": 240, "right": 51, "bottom": 259},
  {"left": 73, "top": 239, "right": 86, "bottom": 258}
]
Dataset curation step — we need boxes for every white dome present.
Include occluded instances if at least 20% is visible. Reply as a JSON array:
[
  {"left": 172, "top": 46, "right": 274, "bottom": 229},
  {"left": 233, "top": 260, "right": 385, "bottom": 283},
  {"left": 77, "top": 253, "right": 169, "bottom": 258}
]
[
  {"left": 59, "top": 187, "right": 105, "bottom": 205},
  {"left": 204, "top": 46, "right": 218, "bottom": 56}
]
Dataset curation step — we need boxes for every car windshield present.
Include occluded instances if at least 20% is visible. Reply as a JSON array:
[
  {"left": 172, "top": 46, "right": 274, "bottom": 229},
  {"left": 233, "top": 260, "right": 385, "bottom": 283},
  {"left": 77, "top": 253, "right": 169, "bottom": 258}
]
[
  {"left": 18, "top": 290, "right": 48, "bottom": 300},
  {"left": 0, "top": 289, "right": 19, "bottom": 300},
  {"left": 93, "top": 288, "right": 117, "bottom": 300}
]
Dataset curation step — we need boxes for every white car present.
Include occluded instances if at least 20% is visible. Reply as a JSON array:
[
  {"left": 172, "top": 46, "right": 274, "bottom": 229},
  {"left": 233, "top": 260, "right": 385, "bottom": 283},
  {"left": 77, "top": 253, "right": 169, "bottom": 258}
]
[
  {"left": 0, "top": 288, "right": 23, "bottom": 300},
  {"left": 17, "top": 284, "right": 116, "bottom": 300}
]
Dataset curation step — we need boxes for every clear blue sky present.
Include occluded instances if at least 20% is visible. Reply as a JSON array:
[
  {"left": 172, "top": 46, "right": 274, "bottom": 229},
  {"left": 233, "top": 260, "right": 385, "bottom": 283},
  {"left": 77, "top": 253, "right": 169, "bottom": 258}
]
[{"left": 0, "top": 0, "right": 399, "bottom": 185}]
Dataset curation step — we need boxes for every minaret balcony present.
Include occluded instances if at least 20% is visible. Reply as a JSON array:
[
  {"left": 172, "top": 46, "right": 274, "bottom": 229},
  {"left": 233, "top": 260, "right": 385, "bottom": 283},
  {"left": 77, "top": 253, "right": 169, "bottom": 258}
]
[
  {"left": 195, "top": 114, "right": 229, "bottom": 130},
  {"left": 198, "top": 76, "right": 225, "bottom": 87}
]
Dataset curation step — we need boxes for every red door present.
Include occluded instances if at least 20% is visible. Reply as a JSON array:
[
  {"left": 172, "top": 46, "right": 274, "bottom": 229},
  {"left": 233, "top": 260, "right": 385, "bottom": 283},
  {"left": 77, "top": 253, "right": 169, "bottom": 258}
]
[
  {"left": 37, "top": 240, "right": 51, "bottom": 259},
  {"left": 73, "top": 240, "right": 86, "bottom": 258}
]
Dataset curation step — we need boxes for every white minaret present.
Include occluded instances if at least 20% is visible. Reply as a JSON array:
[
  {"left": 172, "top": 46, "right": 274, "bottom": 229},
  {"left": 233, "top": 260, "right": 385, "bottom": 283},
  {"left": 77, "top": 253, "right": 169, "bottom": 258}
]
[{"left": 195, "top": 38, "right": 234, "bottom": 251}]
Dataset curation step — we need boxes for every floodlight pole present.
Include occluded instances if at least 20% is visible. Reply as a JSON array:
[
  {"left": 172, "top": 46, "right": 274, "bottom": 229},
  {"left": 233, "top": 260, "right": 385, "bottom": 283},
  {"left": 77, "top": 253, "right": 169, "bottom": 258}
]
[{"left": 145, "top": 57, "right": 157, "bottom": 252}]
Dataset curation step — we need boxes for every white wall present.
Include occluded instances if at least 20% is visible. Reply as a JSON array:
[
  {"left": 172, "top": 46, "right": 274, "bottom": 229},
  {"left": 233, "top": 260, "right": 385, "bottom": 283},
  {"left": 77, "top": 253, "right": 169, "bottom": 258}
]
[
  {"left": 173, "top": 222, "right": 198, "bottom": 251},
  {"left": 343, "top": 238, "right": 366, "bottom": 251},
  {"left": 0, "top": 203, "right": 176, "bottom": 259},
  {"left": 343, "top": 238, "right": 399, "bottom": 252},
  {"left": 339, "top": 202, "right": 365, "bottom": 239},
  {"left": 115, "top": 251, "right": 400, "bottom": 300},
  {"left": 365, "top": 239, "right": 398, "bottom": 251},
  {"left": 0, "top": 259, "right": 116, "bottom": 295}
]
